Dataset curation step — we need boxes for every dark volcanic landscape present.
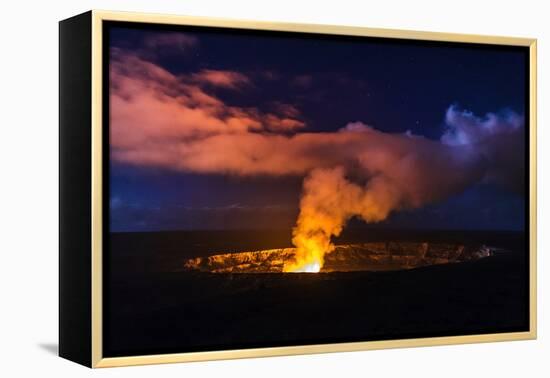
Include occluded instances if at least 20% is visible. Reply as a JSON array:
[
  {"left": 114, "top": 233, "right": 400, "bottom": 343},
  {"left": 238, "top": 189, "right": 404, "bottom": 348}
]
[{"left": 104, "top": 229, "right": 529, "bottom": 357}]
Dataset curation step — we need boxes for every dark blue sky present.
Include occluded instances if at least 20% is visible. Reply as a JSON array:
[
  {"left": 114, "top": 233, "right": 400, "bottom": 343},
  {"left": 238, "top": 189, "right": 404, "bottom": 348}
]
[{"left": 108, "top": 24, "right": 527, "bottom": 232}]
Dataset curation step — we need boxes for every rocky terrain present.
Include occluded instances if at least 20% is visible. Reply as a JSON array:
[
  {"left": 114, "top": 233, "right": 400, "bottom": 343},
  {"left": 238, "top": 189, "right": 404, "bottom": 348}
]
[
  {"left": 105, "top": 230, "right": 527, "bottom": 357},
  {"left": 183, "top": 242, "right": 494, "bottom": 273}
]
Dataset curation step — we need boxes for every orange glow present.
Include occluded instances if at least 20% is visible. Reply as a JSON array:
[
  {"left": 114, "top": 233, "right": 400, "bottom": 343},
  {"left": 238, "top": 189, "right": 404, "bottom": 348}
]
[
  {"left": 283, "top": 167, "right": 361, "bottom": 273},
  {"left": 183, "top": 242, "right": 494, "bottom": 274},
  {"left": 285, "top": 260, "right": 321, "bottom": 273},
  {"left": 283, "top": 231, "right": 332, "bottom": 273}
]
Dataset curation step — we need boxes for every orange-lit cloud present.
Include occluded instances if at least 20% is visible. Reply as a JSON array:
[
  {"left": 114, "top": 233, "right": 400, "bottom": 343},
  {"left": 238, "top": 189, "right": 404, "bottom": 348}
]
[
  {"left": 110, "top": 49, "right": 305, "bottom": 153},
  {"left": 191, "top": 69, "right": 251, "bottom": 89},
  {"left": 111, "top": 49, "right": 524, "bottom": 183}
]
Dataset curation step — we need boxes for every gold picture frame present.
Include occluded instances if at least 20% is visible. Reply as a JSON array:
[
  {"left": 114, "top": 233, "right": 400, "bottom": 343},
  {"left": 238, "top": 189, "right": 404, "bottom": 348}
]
[{"left": 59, "top": 9, "right": 537, "bottom": 368}]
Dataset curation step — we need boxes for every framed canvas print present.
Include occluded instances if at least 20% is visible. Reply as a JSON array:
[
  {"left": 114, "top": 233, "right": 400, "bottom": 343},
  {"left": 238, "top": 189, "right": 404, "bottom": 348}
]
[{"left": 59, "top": 10, "right": 537, "bottom": 368}]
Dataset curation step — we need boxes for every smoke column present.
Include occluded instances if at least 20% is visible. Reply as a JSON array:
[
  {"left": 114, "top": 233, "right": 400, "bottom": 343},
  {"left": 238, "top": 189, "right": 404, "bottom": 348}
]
[{"left": 284, "top": 113, "right": 524, "bottom": 272}]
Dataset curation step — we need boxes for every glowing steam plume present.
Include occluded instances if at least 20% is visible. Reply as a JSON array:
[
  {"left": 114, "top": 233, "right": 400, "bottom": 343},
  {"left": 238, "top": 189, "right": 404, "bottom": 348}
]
[{"left": 284, "top": 167, "right": 395, "bottom": 272}]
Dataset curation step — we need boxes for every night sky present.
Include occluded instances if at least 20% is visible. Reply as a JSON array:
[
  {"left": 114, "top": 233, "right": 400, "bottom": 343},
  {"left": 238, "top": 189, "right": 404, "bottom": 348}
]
[{"left": 108, "top": 24, "right": 527, "bottom": 232}]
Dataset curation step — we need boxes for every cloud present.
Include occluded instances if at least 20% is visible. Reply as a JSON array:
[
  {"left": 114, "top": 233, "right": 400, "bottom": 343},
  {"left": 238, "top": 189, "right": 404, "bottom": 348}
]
[
  {"left": 114, "top": 32, "right": 199, "bottom": 61},
  {"left": 442, "top": 105, "right": 523, "bottom": 146},
  {"left": 442, "top": 105, "right": 525, "bottom": 193},
  {"left": 190, "top": 69, "right": 251, "bottom": 89},
  {"left": 263, "top": 114, "right": 305, "bottom": 132},
  {"left": 111, "top": 51, "right": 523, "bottom": 186},
  {"left": 110, "top": 50, "right": 305, "bottom": 154},
  {"left": 270, "top": 102, "right": 301, "bottom": 118}
]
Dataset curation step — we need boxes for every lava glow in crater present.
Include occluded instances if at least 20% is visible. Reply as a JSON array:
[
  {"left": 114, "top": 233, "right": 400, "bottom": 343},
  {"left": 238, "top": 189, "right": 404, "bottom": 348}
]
[
  {"left": 182, "top": 242, "right": 494, "bottom": 274},
  {"left": 282, "top": 232, "right": 328, "bottom": 273},
  {"left": 288, "top": 261, "right": 321, "bottom": 273}
]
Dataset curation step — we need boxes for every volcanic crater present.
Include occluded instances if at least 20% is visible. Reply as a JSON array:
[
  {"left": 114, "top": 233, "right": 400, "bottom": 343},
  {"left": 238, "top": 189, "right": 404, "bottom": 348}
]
[{"left": 183, "top": 241, "right": 494, "bottom": 273}]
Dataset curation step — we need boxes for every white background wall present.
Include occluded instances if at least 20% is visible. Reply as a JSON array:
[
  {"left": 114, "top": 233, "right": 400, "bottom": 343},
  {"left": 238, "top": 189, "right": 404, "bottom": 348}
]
[{"left": 0, "top": 0, "right": 547, "bottom": 376}]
